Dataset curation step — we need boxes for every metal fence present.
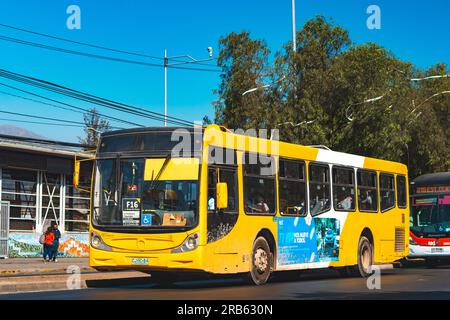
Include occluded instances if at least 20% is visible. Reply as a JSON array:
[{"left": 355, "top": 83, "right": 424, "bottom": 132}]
[{"left": 0, "top": 201, "right": 10, "bottom": 258}]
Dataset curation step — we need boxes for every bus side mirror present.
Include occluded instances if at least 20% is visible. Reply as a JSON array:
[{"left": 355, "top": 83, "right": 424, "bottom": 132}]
[
  {"left": 73, "top": 159, "right": 81, "bottom": 189},
  {"left": 216, "top": 182, "right": 228, "bottom": 210}
]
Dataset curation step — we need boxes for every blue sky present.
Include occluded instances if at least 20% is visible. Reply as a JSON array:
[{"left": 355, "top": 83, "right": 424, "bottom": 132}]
[{"left": 0, "top": 0, "right": 449, "bottom": 142}]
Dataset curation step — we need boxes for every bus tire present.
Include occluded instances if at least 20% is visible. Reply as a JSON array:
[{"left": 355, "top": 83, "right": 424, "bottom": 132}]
[
  {"left": 357, "top": 236, "right": 374, "bottom": 278},
  {"left": 249, "top": 237, "right": 273, "bottom": 285}
]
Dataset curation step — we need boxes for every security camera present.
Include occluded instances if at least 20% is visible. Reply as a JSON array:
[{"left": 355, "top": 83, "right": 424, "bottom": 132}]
[{"left": 207, "top": 46, "right": 213, "bottom": 57}]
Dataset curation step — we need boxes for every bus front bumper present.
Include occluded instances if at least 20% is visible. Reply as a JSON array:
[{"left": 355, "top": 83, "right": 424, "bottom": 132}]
[
  {"left": 89, "top": 246, "right": 205, "bottom": 272},
  {"left": 408, "top": 244, "right": 450, "bottom": 258}
]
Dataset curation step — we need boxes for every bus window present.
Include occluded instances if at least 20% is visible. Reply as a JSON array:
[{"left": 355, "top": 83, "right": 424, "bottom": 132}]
[
  {"left": 357, "top": 170, "right": 378, "bottom": 212},
  {"left": 309, "top": 163, "right": 331, "bottom": 216},
  {"left": 333, "top": 167, "right": 356, "bottom": 211},
  {"left": 279, "top": 159, "right": 307, "bottom": 216},
  {"left": 207, "top": 164, "right": 238, "bottom": 243},
  {"left": 243, "top": 153, "right": 276, "bottom": 215},
  {"left": 207, "top": 167, "right": 237, "bottom": 213},
  {"left": 380, "top": 173, "right": 395, "bottom": 212},
  {"left": 397, "top": 175, "right": 407, "bottom": 208}
]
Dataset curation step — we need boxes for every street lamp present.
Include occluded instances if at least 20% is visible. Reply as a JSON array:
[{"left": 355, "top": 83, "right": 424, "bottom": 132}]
[
  {"left": 164, "top": 48, "right": 215, "bottom": 126},
  {"left": 242, "top": 75, "right": 286, "bottom": 96}
]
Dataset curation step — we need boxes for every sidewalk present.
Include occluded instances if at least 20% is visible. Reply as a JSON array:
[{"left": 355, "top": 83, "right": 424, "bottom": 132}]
[
  {"left": 0, "top": 258, "right": 92, "bottom": 275},
  {"left": 0, "top": 258, "right": 149, "bottom": 295}
]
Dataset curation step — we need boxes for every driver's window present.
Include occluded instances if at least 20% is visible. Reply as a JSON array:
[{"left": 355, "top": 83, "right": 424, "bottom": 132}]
[
  {"left": 206, "top": 147, "right": 239, "bottom": 243},
  {"left": 207, "top": 167, "right": 237, "bottom": 214}
]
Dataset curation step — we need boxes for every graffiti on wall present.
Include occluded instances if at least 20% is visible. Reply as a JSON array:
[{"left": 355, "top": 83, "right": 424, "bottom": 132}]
[{"left": 8, "top": 232, "right": 89, "bottom": 258}]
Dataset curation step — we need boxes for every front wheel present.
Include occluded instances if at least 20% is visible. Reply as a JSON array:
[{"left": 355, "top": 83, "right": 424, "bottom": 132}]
[
  {"left": 357, "top": 236, "right": 374, "bottom": 277},
  {"left": 249, "top": 237, "right": 273, "bottom": 285}
]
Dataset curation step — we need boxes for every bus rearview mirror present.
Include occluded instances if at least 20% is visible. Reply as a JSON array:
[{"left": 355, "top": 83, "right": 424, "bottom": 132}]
[{"left": 216, "top": 182, "right": 228, "bottom": 210}]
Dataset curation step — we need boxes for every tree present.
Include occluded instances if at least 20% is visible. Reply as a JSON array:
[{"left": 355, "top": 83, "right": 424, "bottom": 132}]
[
  {"left": 212, "top": 16, "right": 450, "bottom": 178},
  {"left": 213, "top": 31, "right": 270, "bottom": 129},
  {"left": 78, "top": 108, "right": 111, "bottom": 147}
]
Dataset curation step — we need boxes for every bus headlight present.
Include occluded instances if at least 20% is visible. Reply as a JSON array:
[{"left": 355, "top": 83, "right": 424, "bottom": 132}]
[
  {"left": 172, "top": 232, "right": 199, "bottom": 253},
  {"left": 91, "top": 232, "right": 112, "bottom": 251},
  {"left": 409, "top": 236, "right": 417, "bottom": 246}
]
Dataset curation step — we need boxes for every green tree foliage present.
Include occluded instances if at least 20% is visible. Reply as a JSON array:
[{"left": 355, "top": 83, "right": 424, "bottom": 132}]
[
  {"left": 78, "top": 108, "right": 111, "bottom": 147},
  {"left": 211, "top": 16, "right": 450, "bottom": 178},
  {"left": 213, "top": 31, "right": 270, "bottom": 128}
]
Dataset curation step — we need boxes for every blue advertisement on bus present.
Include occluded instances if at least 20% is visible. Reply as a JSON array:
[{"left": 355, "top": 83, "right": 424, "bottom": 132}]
[{"left": 277, "top": 216, "right": 340, "bottom": 266}]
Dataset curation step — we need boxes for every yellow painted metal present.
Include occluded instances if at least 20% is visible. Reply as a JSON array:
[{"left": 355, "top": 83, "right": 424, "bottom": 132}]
[{"left": 144, "top": 158, "right": 199, "bottom": 181}]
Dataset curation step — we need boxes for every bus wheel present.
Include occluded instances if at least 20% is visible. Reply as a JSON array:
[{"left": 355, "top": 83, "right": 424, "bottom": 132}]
[
  {"left": 357, "top": 236, "right": 374, "bottom": 278},
  {"left": 249, "top": 237, "right": 272, "bottom": 285}
]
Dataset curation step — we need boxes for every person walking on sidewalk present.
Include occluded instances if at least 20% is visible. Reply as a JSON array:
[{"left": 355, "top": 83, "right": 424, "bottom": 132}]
[
  {"left": 43, "top": 227, "right": 54, "bottom": 262},
  {"left": 50, "top": 222, "right": 61, "bottom": 262}
]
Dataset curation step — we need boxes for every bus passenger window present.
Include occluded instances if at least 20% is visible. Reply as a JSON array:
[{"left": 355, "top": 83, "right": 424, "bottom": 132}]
[
  {"left": 244, "top": 153, "right": 276, "bottom": 215},
  {"left": 279, "top": 159, "right": 307, "bottom": 216},
  {"left": 309, "top": 164, "right": 331, "bottom": 216},
  {"left": 397, "top": 175, "right": 407, "bottom": 208},
  {"left": 332, "top": 167, "right": 356, "bottom": 211},
  {"left": 357, "top": 170, "right": 378, "bottom": 212},
  {"left": 380, "top": 173, "right": 395, "bottom": 212}
]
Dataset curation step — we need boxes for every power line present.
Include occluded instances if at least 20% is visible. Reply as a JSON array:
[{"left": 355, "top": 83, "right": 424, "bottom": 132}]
[
  {"left": 0, "top": 22, "right": 164, "bottom": 60},
  {"left": 0, "top": 23, "right": 222, "bottom": 69},
  {"left": 0, "top": 117, "right": 83, "bottom": 128},
  {"left": 0, "top": 68, "right": 194, "bottom": 126},
  {"left": 0, "top": 82, "right": 146, "bottom": 128},
  {"left": 0, "top": 108, "right": 123, "bottom": 130},
  {"left": 0, "top": 34, "right": 220, "bottom": 72}
]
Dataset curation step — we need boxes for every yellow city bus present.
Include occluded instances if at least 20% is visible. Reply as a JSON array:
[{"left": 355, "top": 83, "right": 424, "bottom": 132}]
[{"left": 77, "top": 125, "right": 409, "bottom": 285}]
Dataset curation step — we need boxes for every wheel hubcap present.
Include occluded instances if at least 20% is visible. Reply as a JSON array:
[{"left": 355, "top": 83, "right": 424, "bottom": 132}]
[
  {"left": 361, "top": 247, "right": 371, "bottom": 271},
  {"left": 254, "top": 248, "right": 268, "bottom": 273}
]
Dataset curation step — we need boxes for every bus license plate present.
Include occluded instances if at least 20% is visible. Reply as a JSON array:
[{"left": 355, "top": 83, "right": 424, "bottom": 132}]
[
  {"left": 431, "top": 248, "right": 443, "bottom": 253},
  {"left": 131, "top": 258, "right": 149, "bottom": 265}
]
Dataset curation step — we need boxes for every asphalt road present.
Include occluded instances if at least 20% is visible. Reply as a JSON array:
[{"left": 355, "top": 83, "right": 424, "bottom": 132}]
[{"left": 3, "top": 264, "right": 450, "bottom": 300}]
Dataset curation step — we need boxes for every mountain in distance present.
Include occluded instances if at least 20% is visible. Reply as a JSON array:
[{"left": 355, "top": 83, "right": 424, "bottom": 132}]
[{"left": 0, "top": 124, "right": 47, "bottom": 139}]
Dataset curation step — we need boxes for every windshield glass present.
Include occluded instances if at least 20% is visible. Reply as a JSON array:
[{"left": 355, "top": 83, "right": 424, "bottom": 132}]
[
  {"left": 411, "top": 195, "right": 450, "bottom": 236},
  {"left": 93, "top": 158, "right": 199, "bottom": 229}
]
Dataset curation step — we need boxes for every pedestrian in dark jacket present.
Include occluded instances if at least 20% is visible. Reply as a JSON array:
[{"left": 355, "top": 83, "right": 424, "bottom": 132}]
[
  {"left": 43, "top": 227, "right": 54, "bottom": 262},
  {"left": 50, "top": 222, "right": 61, "bottom": 262}
]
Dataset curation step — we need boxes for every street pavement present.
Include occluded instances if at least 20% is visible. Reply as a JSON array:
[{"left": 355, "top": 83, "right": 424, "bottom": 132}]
[
  {"left": 0, "top": 258, "right": 147, "bottom": 294},
  {"left": 2, "top": 264, "right": 450, "bottom": 299}
]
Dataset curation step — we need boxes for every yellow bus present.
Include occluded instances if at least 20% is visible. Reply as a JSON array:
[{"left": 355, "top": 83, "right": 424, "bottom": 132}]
[{"left": 78, "top": 125, "right": 409, "bottom": 285}]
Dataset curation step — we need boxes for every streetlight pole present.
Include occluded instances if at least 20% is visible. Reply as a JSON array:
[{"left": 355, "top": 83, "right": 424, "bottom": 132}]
[
  {"left": 163, "top": 48, "right": 214, "bottom": 127},
  {"left": 292, "top": 0, "right": 297, "bottom": 52},
  {"left": 164, "top": 49, "right": 168, "bottom": 127}
]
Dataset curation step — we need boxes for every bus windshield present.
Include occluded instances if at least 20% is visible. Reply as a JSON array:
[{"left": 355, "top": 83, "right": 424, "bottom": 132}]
[
  {"left": 411, "top": 195, "right": 450, "bottom": 236},
  {"left": 92, "top": 158, "right": 199, "bottom": 229}
]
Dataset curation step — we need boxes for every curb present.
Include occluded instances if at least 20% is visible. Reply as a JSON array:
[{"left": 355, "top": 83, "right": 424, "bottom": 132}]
[
  {"left": 0, "top": 271, "right": 149, "bottom": 295},
  {"left": 0, "top": 267, "right": 93, "bottom": 276}
]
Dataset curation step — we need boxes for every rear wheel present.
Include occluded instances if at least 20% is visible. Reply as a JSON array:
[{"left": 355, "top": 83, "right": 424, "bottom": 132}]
[
  {"left": 357, "top": 236, "right": 374, "bottom": 277},
  {"left": 249, "top": 237, "right": 273, "bottom": 285}
]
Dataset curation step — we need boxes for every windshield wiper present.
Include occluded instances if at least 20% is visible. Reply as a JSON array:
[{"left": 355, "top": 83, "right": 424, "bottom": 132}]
[{"left": 148, "top": 154, "right": 171, "bottom": 191}]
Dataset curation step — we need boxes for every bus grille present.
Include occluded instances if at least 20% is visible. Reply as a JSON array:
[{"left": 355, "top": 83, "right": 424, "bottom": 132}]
[{"left": 395, "top": 228, "right": 405, "bottom": 252}]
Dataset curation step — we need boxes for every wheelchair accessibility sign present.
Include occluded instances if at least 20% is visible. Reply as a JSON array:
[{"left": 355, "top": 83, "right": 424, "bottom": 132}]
[{"left": 141, "top": 213, "right": 152, "bottom": 226}]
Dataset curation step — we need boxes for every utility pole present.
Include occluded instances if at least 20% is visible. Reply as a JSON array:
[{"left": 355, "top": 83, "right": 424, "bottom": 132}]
[
  {"left": 164, "top": 49, "right": 168, "bottom": 127},
  {"left": 163, "top": 47, "right": 214, "bottom": 127},
  {"left": 292, "top": 0, "right": 297, "bottom": 52}
]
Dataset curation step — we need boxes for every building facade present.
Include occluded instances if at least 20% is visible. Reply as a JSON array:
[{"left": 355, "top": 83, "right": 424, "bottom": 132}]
[{"left": 0, "top": 135, "right": 93, "bottom": 258}]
